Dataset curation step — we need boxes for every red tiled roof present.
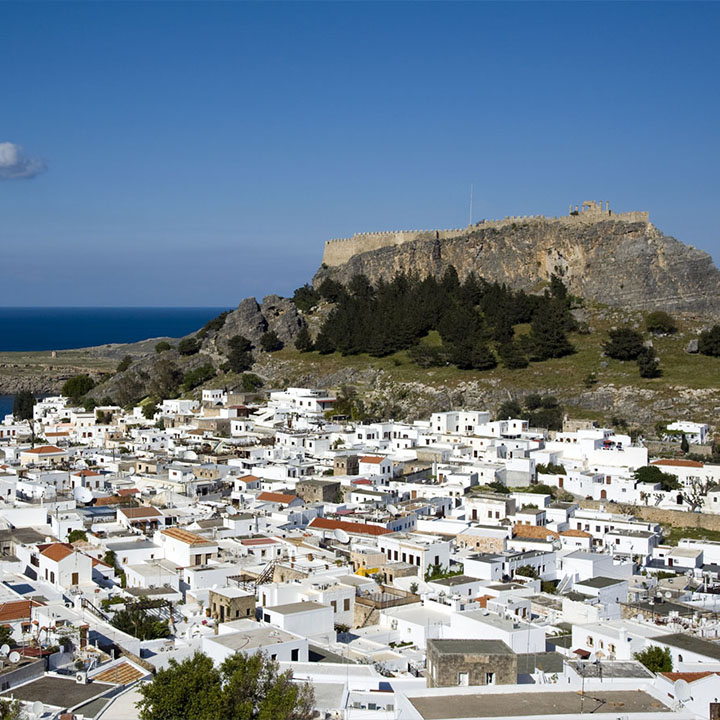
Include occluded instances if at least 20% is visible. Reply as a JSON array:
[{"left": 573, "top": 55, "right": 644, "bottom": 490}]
[
  {"left": 24, "top": 445, "right": 65, "bottom": 455},
  {"left": 241, "top": 538, "right": 278, "bottom": 546},
  {"left": 359, "top": 456, "right": 385, "bottom": 464},
  {"left": 309, "top": 517, "right": 391, "bottom": 537},
  {"left": 257, "top": 491, "right": 298, "bottom": 504},
  {"left": 40, "top": 542, "right": 74, "bottom": 562},
  {"left": 0, "top": 599, "right": 44, "bottom": 622},
  {"left": 661, "top": 671, "right": 720, "bottom": 683},
  {"left": 117, "top": 488, "right": 139, "bottom": 496},
  {"left": 560, "top": 529, "right": 592, "bottom": 538},
  {"left": 94, "top": 496, "right": 124, "bottom": 506},
  {"left": 162, "top": 527, "right": 213, "bottom": 546},
  {"left": 237, "top": 475, "right": 260, "bottom": 482},
  {"left": 73, "top": 469, "right": 101, "bottom": 477},
  {"left": 652, "top": 459, "right": 704, "bottom": 468},
  {"left": 120, "top": 506, "right": 162, "bottom": 518},
  {"left": 351, "top": 478, "right": 372, "bottom": 485}
]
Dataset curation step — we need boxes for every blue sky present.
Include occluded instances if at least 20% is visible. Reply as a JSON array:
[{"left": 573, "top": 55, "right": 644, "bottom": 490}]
[{"left": 2, "top": 1, "right": 719, "bottom": 306}]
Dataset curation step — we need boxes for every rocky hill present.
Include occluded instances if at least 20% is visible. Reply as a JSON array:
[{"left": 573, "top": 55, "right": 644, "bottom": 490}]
[{"left": 315, "top": 209, "right": 720, "bottom": 317}]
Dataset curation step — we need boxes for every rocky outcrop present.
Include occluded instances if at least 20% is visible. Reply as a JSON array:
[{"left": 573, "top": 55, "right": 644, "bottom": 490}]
[{"left": 314, "top": 218, "right": 720, "bottom": 317}]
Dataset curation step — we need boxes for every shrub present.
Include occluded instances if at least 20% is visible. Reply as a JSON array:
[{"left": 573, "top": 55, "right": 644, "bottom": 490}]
[
  {"left": 294, "top": 326, "right": 314, "bottom": 352},
  {"left": 645, "top": 310, "right": 677, "bottom": 334},
  {"left": 637, "top": 347, "right": 662, "bottom": 378},
  {"left": 177, "top": 338, "right": 201, "bottom": 356},
  {"left": 292, "top": 284, "right": 320, "bottom": 313},
  {"left": 604, "top": 328, "right": 644, "bottom": 360},
  {"left": 62, "top": 374, "right": 95, "bottom": 401},
  {"left": 239, "top": 373, "right": 263, "bottom": 392},
  {"left": 116, "top": 355, "right": 133, "bottom": 373},
  {"left": 155, "top": 341, "right": 172, "bottom": 353},
  {"left": 182, "top": 363, "right": 215, "bottom": 391},
  {"left": 12, "top": 390, "right": 35, "bottom": 421},
  {"left": 260, "top": 331, "right": 283, "bottom": 352},
  {"left": 698, "top": 325, "right": 720, "bottom": 357},
  {"left": 634, "top": 646, "right": 672, "bottom": 673}
]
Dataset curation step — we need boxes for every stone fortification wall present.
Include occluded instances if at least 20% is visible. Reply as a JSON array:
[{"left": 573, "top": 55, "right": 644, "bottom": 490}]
[
  {"left": 322, "top": 202, "right": 650, "bottom": 267},
  {"left": 323, "top": 228, "right": 467, "bottom": 267}
]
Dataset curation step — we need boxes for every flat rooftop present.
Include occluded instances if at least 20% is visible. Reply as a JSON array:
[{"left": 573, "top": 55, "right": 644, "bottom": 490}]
[
  {"left": 408, "top": 689, "right": 670, "bottom": 718},
  {"left": 428, "top": 639, "right": 513, "bottom": 656},
  {"left": 268, "top": 601, "right": 327, "bottom": 615},
  {"left": 210, "top": 626, "right": 298, "bottom": 651},
  {"left": 1, "top": 675, "right": 115, "bottom": 709}
]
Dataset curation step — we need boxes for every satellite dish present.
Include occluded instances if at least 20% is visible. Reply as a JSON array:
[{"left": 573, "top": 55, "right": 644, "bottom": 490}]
[
  {"left": 665, "top": 591, "right": 673, "bottom": 599},
  {"left": 387, "top": 504, "right": 399, "bottom": 516},
  {"left": 31, "top": 701, "right": 43, "bottom": 716},
  {"left": 8, "top": 651, "right": 20, "bottom": 663},
  {"left": 74, "top": 486, "right": 93, "bottom": 504},
  {"left": 225, "top": 506, "right": 237, "bottom": 516},
  {"left": 0, "top": 644, "right": 9, "bottom": 656},
  {"left": 674, "top": 678, "right": 691, "bottom": 703},
  {"left": 587, "top": 651, "right": 597, "bottom": 663},
  {"left": 44, "top": 537, "right": 53, "bottom": 544},
  {"left": 333, "top": 528, "right": 350, "bottom": 544},
  {"left": 184, "top": 451, "right": 198, "bottom": 461},
  {"left": 127, "top": 467, "right": 136, "bottom": 476}
]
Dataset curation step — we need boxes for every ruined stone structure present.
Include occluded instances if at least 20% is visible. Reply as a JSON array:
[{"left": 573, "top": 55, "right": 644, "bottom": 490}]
[
  {"left": 315, "top": 202, "right": 720, "bottom": 317},
  {"left": 322, "top": 201, "right": 650, "bottom": 267},
  {"left": 426, "top": 639, "right": 517, "bottom": 688}
]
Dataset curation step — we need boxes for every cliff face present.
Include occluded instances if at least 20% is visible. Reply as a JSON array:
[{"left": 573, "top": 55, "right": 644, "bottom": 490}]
[{"left": 315, "top": 218, "right": 720, "bottom": 316}]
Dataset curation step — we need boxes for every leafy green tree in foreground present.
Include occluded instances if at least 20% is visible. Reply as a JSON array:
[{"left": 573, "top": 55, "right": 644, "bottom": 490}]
[
  {"left": 698, "top": 325, "right": 720, "bottom": 357},
  {"left": 111, "top": 601, "right": 170, "bottom": 641},
  {"left": 136, "top": 651, "right": 315, "bottom": 720},
  {"left": 633, "top": 465, "right": 679, "bottom": 491},
  {"left": 634, "top": 646, "right": 672, "bottom": 673},
  {"left": 603, "top": 327, "right": 644, "bottom": 361}
]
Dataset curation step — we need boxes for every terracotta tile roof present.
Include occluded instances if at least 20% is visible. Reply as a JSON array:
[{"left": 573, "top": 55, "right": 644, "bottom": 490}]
[
  {"left": 93, "top": 661, "right": 144, "bottom": 685},
  {"left": 512, "top": 524, "right": 559, "bottom": 540},
  {"left": 257, "top": 491, "right": 298, "bottom": 504},
  {"left": 0, "top": 599, "right": 44, "bottom": 622},
  {"left": 241, "top": 538, "right": 278, "bottom": 546},
  {"left": 94, "top": 495, "right": 125, "bottom": 506},
  {"left": 352, "top": 478, "right": 372, "bottom": 485},
  {"left": 560, "top": 529, "right": 592, "bottom": 538},
  {"left": 45, "top": 432, "right": 70, "bottom": 437},
  {"left": 359, "top": 456, "right": 385, "bottom": 464},
  {"left": 120, "top": 506, "right": 162, "bottom": 518},
  {"left": 39, "top": 542, "right": 75, "bottom": 562},
  {"left": 237, "top": 474, "right": 260, "bottom": 482},
  {"left": 309, "top": 517, "right": 392, "bottom": 537},
  {"left": 24, "top": 445, "right": 65, "bottom": 455},
  {"left": 162, "top": 527, "right": 213, "bottom": 546},
  {"left": 117, "top": 488, "right": 139, "bottom": 496},
  {"left": 652, "top": 459, "right": 704, "bottom": 468},
  {"left": 661, "top": 671, "right": 720, "bottom": 683},
  {"left": 72, "top": 469, "right": 101, "bottom": 477}
]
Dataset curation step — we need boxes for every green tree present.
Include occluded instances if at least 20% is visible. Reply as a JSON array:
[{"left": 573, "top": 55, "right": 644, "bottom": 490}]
[
  {"left": 498, "top": 340, "right": 529, "bottom": 369},
  {"left": 0, "top": 698, "right": 23, "bottom": 720},
  {"left": 111, "top": 600, "right": 170, "bottom": 641},
  {"left": 137, "top": 652, "right": 222, "bottom": 720},
  {"left": 68, "top": 529, "right": 88, "bottom": 543},
  {"left": 294, "top": 326, "right": 314, "bottom": 352},
  {"left": 292, "top": 284, "right": 320, "bottom": 313},
  {"left": 142, "top": 402, "right": 158, "bottom": 420},
  {"left": 116, "top": 355, "right": 133, "bottom": 372},
  {"left": 698, "top": 325, "right": 720, "bottom": 357},
  {"left": 529, "top": 302, "right": 575, "bottom": 360},
  {"left": 227, "top": 335, "right": 254, "bottom": 372},
  {"left": 604, "top": 328, "right": 644, "bottom": 361},
  {"left": 240, "top": 373, "right": 264, "bottom": 392},
  {"left": 155, "top": 341, "right": 172, "bottom": 353},
  {"left": 633, "top": 465, "right": 680, "bottom": 491},
  {"left": 637, "top": 347, "right": 662, "bottom": 378},
  {"left": 680, "top": 434, "right": 690, "bottom": 454},
  {"left": 634, "top": 646, "right": 672, "bottom": 673},
  {"left": 178, "top": 338, "right": 201, "bottom": 356},
  {"left": 515, "top": 565, "right": 539, "bottom": 579},
  {"left": 12, "top": 390, "right": 35, "bottom": 421},
  {"left": 83, "top": 397, "right": 97, "bottom": 412},
  {"left": 318, "top": 277, "right": 346, "bottom": 303},
  {"left": 260, "top": 331, "right": 283, "bottom": 352},
  {"left": 136, "top": 651, "right": 315, "bottom": 720},
  {"left": 0, "top": 624, "right": 13, "bottom": 647},
  {"left": 470, "top": 340, "right": 498, "bottom": 370},
  {"left": 645, "top": 311, "right": 677, "bottom": 335},
  {"left": 182, "top": 364, "right": 216, "bottom": 391},
  {"left": 496, "top": 400, "right": 522, "bottom": 420},
  {"left": 62, "top": 374, "right": 96, "bottom": 401}
]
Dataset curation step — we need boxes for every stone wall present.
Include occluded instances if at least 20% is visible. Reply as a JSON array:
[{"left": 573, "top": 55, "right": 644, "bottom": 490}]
[
  {"left": 321, "top": 203, "right": 650, "bottom": 267},
  {"left": 426, "top": 640, "right": 517, "bottom": 688},
  {"left": 580, "top": 499, "right": 720, "bottom": 532}
]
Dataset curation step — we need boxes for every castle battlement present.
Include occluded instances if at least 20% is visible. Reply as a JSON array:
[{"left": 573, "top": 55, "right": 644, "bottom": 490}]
[{"left": 321, "top": 202, "right": 650, "bottom": 267}]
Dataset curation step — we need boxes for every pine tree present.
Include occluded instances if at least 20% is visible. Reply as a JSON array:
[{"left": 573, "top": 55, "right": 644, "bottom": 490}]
[
  {"left": 294, "top": 326, "right": 314, "bottom": 352},
  {"left": 498, "top": 340, "right": 529, "bottom": 369},
  {"left": 470, "top": 340, "right": 497, "bottom": 370}
]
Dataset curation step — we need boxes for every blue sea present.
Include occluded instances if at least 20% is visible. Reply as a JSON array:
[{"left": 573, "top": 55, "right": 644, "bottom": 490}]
[
  {"left": 0, "top": 307, "right": 229, "bottom": 418},
  {"left": 0, "top": 307, "right": 229, "bottom": 352}
]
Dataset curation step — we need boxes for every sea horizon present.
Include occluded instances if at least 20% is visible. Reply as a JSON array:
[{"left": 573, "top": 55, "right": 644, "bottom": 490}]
[{"left": 0, "top": 306, "right": 229, "bottom": 352}]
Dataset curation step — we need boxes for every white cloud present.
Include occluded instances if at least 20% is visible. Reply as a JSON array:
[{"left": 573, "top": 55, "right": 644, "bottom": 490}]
[{"left": 0, "top": 141, "right": 47, "bottom": 179}]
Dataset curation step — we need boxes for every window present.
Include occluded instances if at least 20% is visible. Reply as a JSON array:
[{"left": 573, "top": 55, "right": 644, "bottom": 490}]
[
  {"left": 485, "top": 672, "right": 495, "bottom": 685},
  {"left": 291, "top": 649, "right": 299, "bottom": 661},
  {"left": 587, "top": 636, "right": 594, "bottom": 646},
  {"left": 344, "top": 598, "right": 350, "bottom": 611},
  {"left": 457, "top": 672, "right": 469, "bottom": 686}
]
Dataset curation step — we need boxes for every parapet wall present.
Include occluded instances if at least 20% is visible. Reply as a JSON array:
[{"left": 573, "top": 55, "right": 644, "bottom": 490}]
[{"left": 322, "top": 204, "right": 650, "bottom": 267}]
